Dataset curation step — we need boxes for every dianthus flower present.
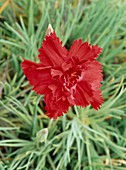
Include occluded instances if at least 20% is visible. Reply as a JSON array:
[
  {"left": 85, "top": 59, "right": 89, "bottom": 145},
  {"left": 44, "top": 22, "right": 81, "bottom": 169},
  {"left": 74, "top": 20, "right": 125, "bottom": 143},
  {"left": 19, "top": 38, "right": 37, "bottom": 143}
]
[{"left": 22, "top": 28, "right": 104, "bottom": 119}]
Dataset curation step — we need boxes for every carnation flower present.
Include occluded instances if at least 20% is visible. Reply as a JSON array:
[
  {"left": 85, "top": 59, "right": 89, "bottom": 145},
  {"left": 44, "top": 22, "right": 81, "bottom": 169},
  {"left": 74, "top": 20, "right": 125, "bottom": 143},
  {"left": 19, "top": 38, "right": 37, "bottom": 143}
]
[{"left": 22, "top": 27, "right": 104, "bottom": 119}]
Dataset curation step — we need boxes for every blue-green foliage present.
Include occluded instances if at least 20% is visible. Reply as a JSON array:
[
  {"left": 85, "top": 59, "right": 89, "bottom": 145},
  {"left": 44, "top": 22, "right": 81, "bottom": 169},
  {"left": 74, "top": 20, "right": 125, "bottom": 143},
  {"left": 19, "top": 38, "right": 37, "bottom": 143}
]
[{"left": 0, "top": 0, "right": 126, "bottom": 169}]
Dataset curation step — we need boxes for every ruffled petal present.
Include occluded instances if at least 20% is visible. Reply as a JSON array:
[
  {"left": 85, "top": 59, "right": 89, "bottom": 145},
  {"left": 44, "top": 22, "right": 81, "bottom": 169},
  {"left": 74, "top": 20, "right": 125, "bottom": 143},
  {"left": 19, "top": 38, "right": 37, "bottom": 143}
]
[
  {"left": 83, "top": 61, "right": 104, "bottom": 109},
  {"left": 82, "top": 45, "right": 102, "bottom": 61},
  {"left": 38, "top": 31, "right": 68, "bottom": 67},
  {"left": 78, "top": 44, "right": 102, "bottom": 62},
  {"left": 91, "top": 90, "right": 104, "bottom": 110},
  {"left": 44, "top": 93, "right": 70, "bottom": 119},
  {"left": 74, "top": 80, "right": 93, "bottom": 107},
  {"left": 21, "top": 59, "right": 52, "bottom": 95},
  {"left": 69, "top": 40, "right": 102, "bottom": 62},
  {"left": 82, "top": 60, "right": 103, "bottom": 89},
  {"left": 74, "top": 61, "right": 103, "bottom": 109},
  {"left": 68, "top": 39, "right": 83, "bottom": 57}
]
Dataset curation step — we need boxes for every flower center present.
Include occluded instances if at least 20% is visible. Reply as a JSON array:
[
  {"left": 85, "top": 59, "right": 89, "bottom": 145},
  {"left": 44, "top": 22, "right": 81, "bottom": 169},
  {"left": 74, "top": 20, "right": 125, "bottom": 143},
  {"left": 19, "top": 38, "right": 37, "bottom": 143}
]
[{"left": 63, "top": 66, "right": 82, "bottom": 90}]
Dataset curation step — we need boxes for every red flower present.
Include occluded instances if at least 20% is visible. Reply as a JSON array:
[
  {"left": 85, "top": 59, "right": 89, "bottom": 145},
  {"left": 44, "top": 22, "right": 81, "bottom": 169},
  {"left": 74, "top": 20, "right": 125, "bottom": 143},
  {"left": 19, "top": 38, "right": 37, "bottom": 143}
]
[{"left": 22, "top": 31, "right": 104, "bottom": 119}]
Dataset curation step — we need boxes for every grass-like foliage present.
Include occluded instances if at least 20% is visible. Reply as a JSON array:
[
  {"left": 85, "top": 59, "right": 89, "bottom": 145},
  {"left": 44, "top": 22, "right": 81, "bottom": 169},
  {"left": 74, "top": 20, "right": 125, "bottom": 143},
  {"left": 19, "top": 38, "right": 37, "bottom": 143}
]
[{"left": 0, "top": 0, "right": 126, "bottom": 169}]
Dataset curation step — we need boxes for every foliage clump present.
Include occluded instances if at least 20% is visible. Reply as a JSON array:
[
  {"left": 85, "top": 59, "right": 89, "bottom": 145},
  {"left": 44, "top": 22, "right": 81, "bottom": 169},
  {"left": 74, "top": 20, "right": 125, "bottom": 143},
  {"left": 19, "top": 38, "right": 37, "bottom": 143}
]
[{"left": 0, "top": 0, "right": 126, "bottom": 169}]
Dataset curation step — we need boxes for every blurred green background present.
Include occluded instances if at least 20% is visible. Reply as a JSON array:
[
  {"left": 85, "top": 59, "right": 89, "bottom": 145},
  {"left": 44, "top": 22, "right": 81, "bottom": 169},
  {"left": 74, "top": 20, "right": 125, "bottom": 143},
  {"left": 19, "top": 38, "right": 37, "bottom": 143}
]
[{"left": 0, "top": 0, "right": 126, "bottom": 169}]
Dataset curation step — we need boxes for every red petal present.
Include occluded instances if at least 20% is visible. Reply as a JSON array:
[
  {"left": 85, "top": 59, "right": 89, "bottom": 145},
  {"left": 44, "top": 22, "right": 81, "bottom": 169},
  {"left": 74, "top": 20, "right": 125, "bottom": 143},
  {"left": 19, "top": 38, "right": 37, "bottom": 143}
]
[
  {"left": 68, "top": 40, "right": 102, "bottom": 61},
  {"left": 21, "top": 59, "right": 52, "bottom": 94},
  {"left": 38, "top": 31, "right": 68, "bottom": 67},
  {"left": 78, "top": 43, "right": 102, "bottom": 61},
  {"left": 68, "top": 39, "right": 83, "bottom": 57},
  {"left": 74, "top": 80, "right": 93, "bottom": 107},
  {"left": 83, "top": 45, "right": 102, "bottom": 61},
  {"left": 44, "top": 93, "right": 70, "bottom": 119},
  {"left": 91, "top": 90, "right": 104, "bottom": 110},
  {"left": 74, "top": 61, "right": 103, "bottom": 109},
  {"left": 83, "top": 60, "right": 103, "bottom": 89},
  {"left": 51, "top": 69, "right": 63, "bottom": 77}
]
